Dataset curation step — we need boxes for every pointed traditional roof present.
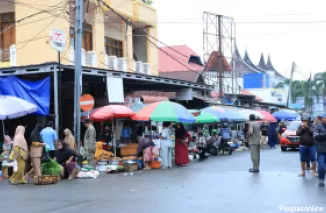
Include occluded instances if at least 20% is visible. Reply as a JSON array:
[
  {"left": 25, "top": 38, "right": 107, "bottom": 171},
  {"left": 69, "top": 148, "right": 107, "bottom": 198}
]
[
  {"left": 258, "top": 53, "right": 268, "bottom": 70},
  {"left": 233, "top": 45, "right": 260, "bottom": 73},
  {"left": 243, "top": 50, "right": 266, "bottom": 72},
  {"left": 266, "top": 55, "right": 286, "bottom": 78},
  {"left": 266, "top": 55, "right": 276, "bottom": 71}
]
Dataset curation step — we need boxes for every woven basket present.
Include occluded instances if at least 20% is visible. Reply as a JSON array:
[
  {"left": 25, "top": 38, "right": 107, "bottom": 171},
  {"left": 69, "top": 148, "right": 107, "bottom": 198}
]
[{"left": 32, "top": 175, "right": 59, "bottom": 185}]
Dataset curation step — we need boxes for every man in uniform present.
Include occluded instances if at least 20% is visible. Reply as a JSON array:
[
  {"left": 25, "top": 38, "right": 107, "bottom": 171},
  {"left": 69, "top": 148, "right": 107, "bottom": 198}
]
[
  {"left": 83, "top": 119, "right": 96, "bottom": 166},
  {"left": 247, "top": 114, "right": 261, "bottom": 173}
]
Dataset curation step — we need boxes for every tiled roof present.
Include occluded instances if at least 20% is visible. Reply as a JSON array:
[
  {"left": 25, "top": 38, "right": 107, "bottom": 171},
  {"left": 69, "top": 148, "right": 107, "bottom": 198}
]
[{"left": 159, "top": 45, "right": 203, "bottom": 73}]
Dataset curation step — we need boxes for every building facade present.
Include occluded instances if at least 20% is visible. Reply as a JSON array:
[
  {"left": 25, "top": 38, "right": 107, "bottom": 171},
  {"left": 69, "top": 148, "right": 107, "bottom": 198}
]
[{"left": 0, "top": 0, "right": 158, "bottom": 75}]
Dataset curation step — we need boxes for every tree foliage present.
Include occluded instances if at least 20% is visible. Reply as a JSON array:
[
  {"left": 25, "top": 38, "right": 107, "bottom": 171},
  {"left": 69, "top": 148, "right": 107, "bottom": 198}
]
[{"left": 276, "top": 71, "right": 326, "bottom": 110}]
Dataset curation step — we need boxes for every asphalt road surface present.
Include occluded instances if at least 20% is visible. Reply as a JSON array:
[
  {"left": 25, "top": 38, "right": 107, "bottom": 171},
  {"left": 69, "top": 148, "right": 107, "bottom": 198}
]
[{"left": 1, "top": 147, "right": 326, "bottom": 213}]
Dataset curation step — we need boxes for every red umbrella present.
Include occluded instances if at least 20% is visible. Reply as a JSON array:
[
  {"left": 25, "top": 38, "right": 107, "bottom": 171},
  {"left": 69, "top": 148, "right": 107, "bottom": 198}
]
[
  {"left": 256, "top": 110, "right": 277, "bottom": 122},
  {"left": 90, "top": 105, "right": 135, "bottom": 121}
]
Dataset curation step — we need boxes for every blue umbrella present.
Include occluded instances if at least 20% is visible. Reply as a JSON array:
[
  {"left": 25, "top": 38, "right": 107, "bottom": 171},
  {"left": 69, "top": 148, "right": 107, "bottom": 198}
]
[
  {"left": 202, "top": 106, "right": 227, "bottom": 121},
  {"left": 273, "top": 110, "right": 297, "bottom": 121}
]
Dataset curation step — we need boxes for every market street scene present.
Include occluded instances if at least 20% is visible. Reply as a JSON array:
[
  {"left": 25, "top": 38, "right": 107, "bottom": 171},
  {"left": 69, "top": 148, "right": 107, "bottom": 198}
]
[{"left": 1, "top": 0, "right": 326, "bottom": 213}]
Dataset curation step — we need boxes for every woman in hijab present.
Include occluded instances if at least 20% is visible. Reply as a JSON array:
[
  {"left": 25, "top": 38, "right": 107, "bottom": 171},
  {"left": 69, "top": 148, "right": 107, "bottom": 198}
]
[
  {"left": 9, "top": 126, "right": 28, "bottom": 184},
  {"left": 174, "top": 123, "right": 191, "bottom": 166},
  {"left": 267, "top": 122, "right": 278, "bottom": 148},
  {"left": 55, "top": 141, "right": 76, "bottom": 180},
  {"left": 137, "top": 131, "right": 155, "bottom": 170},
  {"left": 25, "top": 123, "right": 46, "bottom": 180},
  {"left": 64, "top": 128, "right": 76, "bottom": 151}
]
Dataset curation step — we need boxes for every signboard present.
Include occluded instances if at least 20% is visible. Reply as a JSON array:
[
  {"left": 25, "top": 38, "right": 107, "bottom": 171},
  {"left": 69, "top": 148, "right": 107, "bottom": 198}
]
[
  {"left": 50, "top": 29, "right": 66, "bottom": 52},
  {"left": 176, "top": 88, "right": 193, "bottom": 101},
  {"left": 106, "top": 77, "right": 124, "bottom": 103},
  {"left": 80, "top": 94, "right": 95, "bottom": 112}
]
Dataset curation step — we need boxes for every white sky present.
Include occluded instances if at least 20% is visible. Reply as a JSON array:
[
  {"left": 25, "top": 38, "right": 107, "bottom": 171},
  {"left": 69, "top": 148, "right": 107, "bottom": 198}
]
[{"left": 153, "top": 0, "right": 326, "bottom": 80}]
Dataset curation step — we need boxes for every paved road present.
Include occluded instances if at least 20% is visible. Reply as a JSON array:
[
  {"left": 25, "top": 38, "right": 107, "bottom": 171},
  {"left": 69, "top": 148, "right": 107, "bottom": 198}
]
[{"left": 1, "top": 147, "right": 326, "bottom": 213}]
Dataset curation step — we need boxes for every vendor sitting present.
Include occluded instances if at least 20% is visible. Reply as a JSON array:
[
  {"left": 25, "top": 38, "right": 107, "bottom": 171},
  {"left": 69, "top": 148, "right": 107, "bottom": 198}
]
[
  {"left": 206, "top": 129, "right": 220, "bottom": 148},
  {"left": 94, "top": 141, "right": 114, "bottom": 161},
  {"left": 137, "top": 131, "right": 155, "bottom": 170},
  {"left": 1, "top": 135, "right": 13, "bottom": 157},
  {"left": 54, "top": 141, "right": 77, "bottom": 180}
]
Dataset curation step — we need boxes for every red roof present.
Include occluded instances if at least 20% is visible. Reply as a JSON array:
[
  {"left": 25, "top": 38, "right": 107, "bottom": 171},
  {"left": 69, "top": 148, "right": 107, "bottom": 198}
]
[
  {"left": 204, "top": 51, "right": 232, "bottom": 72},
  {"left": 159, "top": 45, "right": 203, "bottom": 73},
  {"left": 241, "top": 90, "right": 263, "bottom": 101}
]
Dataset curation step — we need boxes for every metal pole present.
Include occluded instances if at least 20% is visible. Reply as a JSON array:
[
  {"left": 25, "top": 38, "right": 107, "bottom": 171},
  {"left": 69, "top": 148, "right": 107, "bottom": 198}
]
[
  {"left": 54, "top": 62, "right": 59, "bottom": 136},
  {"left": 217, "top": 15, "right": 223, "bottom": 103},
  {"left": 287, "top": 62, "right": 295, "bottom": 108},
  {"left": 58, "top": 51, "right": 62, "bottom": 137},
  {"left": 74, "top": 0, "right": 83, "bottom": 149},
  {"left": 125, "top": 20, "right": 129, "bottom": 67}
]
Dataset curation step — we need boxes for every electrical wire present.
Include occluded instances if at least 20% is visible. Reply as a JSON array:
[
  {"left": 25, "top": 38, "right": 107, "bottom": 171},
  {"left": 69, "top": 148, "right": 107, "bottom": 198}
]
[
  {"left": 98, "top": 0, "right": 292, "bottom": 82},
  {"left": 16, "top": 17, "right": 58, "bottom": 51}
]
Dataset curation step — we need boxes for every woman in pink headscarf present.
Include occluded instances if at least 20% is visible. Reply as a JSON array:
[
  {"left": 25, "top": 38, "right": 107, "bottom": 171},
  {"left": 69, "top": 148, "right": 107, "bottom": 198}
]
[{"left": 9, "top": 126, "right": 28, "bottom": 184}]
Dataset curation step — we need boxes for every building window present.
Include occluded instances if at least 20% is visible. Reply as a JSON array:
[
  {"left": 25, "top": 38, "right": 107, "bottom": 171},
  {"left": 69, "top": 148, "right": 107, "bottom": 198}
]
[
  {"left": 70, "top": 22, "right": 93, "bottom": 51},
  {"left": 0, "top": 13, "right": 15, "bottom": 62},
  {"left": 105, "top": 37, "right": 123, "bottom": 57}
]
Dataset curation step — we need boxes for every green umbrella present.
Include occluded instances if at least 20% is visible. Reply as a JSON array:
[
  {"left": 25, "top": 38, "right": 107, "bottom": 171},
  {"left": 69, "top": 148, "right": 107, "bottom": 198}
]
[{"left": 188, "top": 110, "right": 220, "bottom": 123}]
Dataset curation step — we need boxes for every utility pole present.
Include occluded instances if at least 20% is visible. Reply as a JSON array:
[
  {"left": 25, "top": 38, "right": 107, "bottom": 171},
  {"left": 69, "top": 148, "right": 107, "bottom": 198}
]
[
  {"left": 217, "top": 15, "right": 223, "bottom": 103},
  {"left": 74, "top": 0, "right": 83, "bottom": 149},
  {"left": 287, "top": 62, "right": 295, "bottom": 108}
]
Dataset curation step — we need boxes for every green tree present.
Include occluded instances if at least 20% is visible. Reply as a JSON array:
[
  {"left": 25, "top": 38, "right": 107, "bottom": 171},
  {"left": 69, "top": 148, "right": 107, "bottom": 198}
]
[{"left": 313, "top": 71, "right": 326, "bottom": 106}]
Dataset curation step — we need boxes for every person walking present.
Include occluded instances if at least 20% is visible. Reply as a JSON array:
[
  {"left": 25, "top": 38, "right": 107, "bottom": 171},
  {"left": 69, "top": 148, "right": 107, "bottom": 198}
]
[
  {"left": 314, "top": 114, "right": 326, "bottom": 186},
  {"left": 83, "top": 119, "right": 96, "bottom": 166},
  {"left": 309, "top": 115, "right": 323, "bottom": 169},
  {"left": 267, "top": 122, "right": 278, "bottom": 148},
  {"left": 296, "top": 113, "right": 318, "bottom": 177},
  {"left": 247, "top": 114, "right": 261, "bottom": 173},
  {"left": 25, "top": 123, "right": 46, "bottom": 180},
  {"left": 160, "top": 122, "right": 174, "bottom": 169},
  {"left": 40, "top": 121, "right": 58, "bottom": 159},
  {"left": 9, "top": 126, "right": 28, "bottom": 185}
]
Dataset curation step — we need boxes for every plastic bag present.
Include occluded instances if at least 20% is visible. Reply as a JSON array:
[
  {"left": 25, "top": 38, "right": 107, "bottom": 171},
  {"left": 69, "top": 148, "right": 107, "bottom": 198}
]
[{"left": 76, "top": 170, "right": 100, "bottom": 179}]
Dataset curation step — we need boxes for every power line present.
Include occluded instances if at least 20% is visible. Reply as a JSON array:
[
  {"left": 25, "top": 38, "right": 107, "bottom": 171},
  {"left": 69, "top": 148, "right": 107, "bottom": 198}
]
[{"left": 16, "top": 17, "right": 58, "bottom": 51}]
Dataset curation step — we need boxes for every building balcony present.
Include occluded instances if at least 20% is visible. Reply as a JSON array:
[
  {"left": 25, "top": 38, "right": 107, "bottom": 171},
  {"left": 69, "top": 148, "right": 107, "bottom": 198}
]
[
  {"left": 0, "top": 45, "right": 17, "bottom": 68},
  {"left": 69, "top": 48, "right": 97, "bottom": 67},
  {"left": 132, "top": 0, "right": 157, "bottom": 27},
  {"left": 103, "top": 0, "right": 133, "bottom": 18}
]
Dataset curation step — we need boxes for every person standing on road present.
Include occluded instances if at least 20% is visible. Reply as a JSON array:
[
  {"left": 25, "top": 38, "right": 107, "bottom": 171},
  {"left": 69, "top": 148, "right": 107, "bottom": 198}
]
[
  {"left": 83, "top": 119, "right": 96, "bottom": 166},
  {"left": 296, "top": 113, "right": 318, "bottom": 177},
  {"left": 25, "top": 123, "right": 46, "bottom": 180},
  {"left": 247, "top": 114, "right": 261, "bottom": 173},
  {"left": 314, "top": 114, "right": 326, "bottom": 187},
  {"left": 160, "top": 122, "right": 174, "bottom": 169},
  {"left": 40, "top": 121, "right": 58, "bottom": 159},
  {"left": 174, "top": 123, "right": 190, "bottom": 166}
]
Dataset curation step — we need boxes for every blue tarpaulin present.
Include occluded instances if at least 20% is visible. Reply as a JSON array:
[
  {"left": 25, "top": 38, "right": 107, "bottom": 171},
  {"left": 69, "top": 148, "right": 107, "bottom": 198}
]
[{"left": 0, "top": 76, "right": 50, "bottom": 115}]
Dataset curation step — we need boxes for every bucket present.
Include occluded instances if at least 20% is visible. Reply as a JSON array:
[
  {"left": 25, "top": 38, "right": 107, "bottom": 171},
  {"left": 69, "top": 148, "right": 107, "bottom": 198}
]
[{"left": 138, "top": 160, "right": 144, "bottom": 170}]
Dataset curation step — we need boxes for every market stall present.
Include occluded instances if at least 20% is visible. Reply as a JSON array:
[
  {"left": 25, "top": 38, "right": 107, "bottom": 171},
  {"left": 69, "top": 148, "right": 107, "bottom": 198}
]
[{"left": 133, "top": 101, "right": 196, "bottom": 168}]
